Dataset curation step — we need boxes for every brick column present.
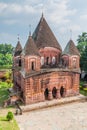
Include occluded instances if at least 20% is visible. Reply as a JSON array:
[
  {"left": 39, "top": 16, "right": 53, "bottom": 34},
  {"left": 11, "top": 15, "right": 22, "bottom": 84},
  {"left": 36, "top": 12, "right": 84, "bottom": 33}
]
[
  {"left": 56, "top": 89, "right": 61, "bottom": 99},
  {"left": 48, "top": 90, "right": 53, "bottom": 100}
]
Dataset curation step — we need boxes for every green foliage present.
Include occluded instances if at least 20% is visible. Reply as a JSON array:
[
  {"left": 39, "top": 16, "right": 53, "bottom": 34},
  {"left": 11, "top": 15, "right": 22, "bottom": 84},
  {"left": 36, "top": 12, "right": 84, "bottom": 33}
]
[
  {"left": 0, "top": 44, "right": 14, "bottom": 67},
  {"left": 0, "top": 44, "right": 13, "bottom": 55},
  {"left": 4, "top": 71, "right": 12, "bottom": 80},
  {"left": 6, "top": 111, "right": 14, "bottom": 121},
  {"left": 0, "top": 81, "right": 13, "bottom": 106},
  {"left": 77, "top": 32, "right": 87, "bottom": 71}
]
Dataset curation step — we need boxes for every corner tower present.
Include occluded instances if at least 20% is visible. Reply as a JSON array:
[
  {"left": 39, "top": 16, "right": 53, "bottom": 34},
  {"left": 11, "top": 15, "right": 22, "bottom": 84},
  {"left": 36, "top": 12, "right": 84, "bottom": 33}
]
[
  {"left": 13, "top": 39, "right": 22, "bottom": 68},
  {"left": 22, "top": 35, "right": 40, "bottom": 74},
  {"left": 62, "top": 39, "right": 80, "bottom": 69}
]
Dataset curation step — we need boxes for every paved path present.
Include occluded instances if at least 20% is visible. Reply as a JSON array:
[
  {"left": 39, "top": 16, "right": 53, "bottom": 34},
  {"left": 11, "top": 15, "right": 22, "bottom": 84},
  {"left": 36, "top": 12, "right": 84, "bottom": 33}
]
[
  {"left": 21, "top": 94, "right": 86, "bottom": 112},
  {"left": 15, "top": 101, "right": 87, "bottom": 130}
]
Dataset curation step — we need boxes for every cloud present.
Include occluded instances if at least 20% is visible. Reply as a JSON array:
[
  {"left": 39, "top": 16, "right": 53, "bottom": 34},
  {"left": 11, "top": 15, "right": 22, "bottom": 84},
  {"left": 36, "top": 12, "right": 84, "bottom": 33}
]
[
  {"left": 68, "top": 25, "right": 81, "bottom": 32},
  {"left": 0, "top": 33, "right": 16, "bottom": 45},
  {"left": 43, "top": 0, "right": 77, "bottom": 25},
  {"left": 3, "top": 19, "right": 18, "bottom": 25},
  {"left": 80, "top": 14, "right": 87, "bottom": 20},
  {"left": 0, "top": 2, "right": 35, "bottom": 16}
]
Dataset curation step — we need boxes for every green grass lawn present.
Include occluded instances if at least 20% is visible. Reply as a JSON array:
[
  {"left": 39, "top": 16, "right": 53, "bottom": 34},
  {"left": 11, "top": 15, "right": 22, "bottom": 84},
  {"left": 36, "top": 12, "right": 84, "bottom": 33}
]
[
  {"left": 0, "top": 81, "right": 20, "bottom": 130},
  {"left": 0, "top": 116, "right": 19, "bottom": 130}
]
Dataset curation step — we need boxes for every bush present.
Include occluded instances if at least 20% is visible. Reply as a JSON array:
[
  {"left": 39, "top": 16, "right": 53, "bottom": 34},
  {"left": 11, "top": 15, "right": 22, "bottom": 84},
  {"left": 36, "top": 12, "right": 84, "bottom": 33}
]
[
  {"left": 6, "top": 111, "right": 14, "bottom": 121},
  {"left": 80, "top": 85, "right": 83, "bottom": 90}
]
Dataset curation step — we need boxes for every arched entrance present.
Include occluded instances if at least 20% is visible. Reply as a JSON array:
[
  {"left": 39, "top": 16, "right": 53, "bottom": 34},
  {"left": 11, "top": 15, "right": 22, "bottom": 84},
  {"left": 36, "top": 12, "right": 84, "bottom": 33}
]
[
  {"left": 44, "top": 88, "right": 49, "bottom": 100},
  {"left": 52, "top": 87, "right": 57, "bottom": 98},
  {"left": 60, "top": 86, "right": 64, "bottom": 97}
]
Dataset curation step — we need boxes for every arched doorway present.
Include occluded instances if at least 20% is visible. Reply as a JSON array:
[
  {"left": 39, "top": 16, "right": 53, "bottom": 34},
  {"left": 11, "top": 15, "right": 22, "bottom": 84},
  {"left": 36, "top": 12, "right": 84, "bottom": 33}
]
[
  {"left": 46, "top": 57, "right": 49, "bottom": 65},
  {"left": 44, "top": 88, "right": 49, "bottom": 100},
  {"left": 52, "top": 87, "right": 57, "bottom": 98},
  {"left": 60, "top": 86, "right": 64, "bottom": 97}
]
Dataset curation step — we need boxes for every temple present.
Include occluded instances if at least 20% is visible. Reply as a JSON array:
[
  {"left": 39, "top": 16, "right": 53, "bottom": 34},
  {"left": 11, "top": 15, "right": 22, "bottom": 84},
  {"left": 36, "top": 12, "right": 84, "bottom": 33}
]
[{"left": 13, "top": 15, "right": 80, "bottom": 104}]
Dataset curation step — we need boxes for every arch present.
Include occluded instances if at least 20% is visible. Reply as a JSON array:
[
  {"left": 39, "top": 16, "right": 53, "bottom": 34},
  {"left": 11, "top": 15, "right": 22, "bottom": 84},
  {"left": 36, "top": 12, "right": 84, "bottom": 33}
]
[
  {"left": 52, "top": 87, "right": 57, "bottom": 98},
  {"left": 46, "top": 57, "right": 49, "bottom": 65},
  {"left": 60, "top": 86, "right": 64, "bottom": 97},
  {"left": 44, "top": 88, "right": 49, "bottom": 100}
]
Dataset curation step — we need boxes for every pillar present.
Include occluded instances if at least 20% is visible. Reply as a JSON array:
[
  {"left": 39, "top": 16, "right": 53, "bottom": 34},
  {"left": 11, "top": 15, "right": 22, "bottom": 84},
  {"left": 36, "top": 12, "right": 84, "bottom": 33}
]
[
  {"left": 48, "top": 90, "right": 53, "bottom": 100},
  {"left": 56, "top": 89, "right": 61, "bottom": 99}
]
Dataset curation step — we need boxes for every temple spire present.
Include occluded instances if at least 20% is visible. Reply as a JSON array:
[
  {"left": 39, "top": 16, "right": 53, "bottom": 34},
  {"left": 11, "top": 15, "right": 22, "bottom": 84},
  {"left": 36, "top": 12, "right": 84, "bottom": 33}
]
[
  {"left": 29, "top": 24, "right": 31, "bottom": 36},
  {"left": 70, "top": 29, "right": 72, "bottom": 40},
  {"left": 41, "top": 12, "right": 44, "bottom": 21},
  {"left": 17, "top": 34, "right": 20, "bottom": 41}
]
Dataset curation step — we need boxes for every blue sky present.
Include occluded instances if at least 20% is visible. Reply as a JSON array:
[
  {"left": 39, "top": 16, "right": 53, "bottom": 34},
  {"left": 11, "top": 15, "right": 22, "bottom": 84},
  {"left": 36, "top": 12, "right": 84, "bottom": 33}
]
[{"left": 0, "top": 0, "right": 87, "bottom": 50}]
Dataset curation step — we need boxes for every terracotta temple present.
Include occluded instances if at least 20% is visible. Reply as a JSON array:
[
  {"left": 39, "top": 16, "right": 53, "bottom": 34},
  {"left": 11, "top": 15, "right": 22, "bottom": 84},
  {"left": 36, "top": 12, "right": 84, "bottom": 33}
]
[{"left": 13, "top": 15, "right": 80, "bottom": 105}]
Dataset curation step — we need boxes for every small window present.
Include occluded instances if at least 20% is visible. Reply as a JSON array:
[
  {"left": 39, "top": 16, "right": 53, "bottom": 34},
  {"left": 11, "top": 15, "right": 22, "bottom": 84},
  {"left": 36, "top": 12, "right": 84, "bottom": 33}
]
[
  {"left": 31, "top": 62, "right": 34, "bottom": 70},
  {"left": 73, "top": 58, "right": 76, "bottom": 68},
  {"left": 19, "top": 59, "right": 21, "bottom": 66}
]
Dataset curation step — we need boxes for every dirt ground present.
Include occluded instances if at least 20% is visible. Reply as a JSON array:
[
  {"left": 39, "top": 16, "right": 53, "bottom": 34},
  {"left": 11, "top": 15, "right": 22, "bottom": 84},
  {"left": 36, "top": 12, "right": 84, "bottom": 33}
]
[{"left": 15, "top": 101, "right": 87, "bottom": 130}]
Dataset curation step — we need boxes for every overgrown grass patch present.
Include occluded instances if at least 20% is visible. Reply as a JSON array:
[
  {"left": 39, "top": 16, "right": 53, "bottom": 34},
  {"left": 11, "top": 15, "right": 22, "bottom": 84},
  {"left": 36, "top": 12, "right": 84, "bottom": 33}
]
[
  {"left": 80, "top": 89, "right": 87, "bottom": 96},
  {"left": 0, "top": 116, "right": 19, "bottom": 130},
  {"left": 79, "top": 80, "right": 87, "bottom": 96}
]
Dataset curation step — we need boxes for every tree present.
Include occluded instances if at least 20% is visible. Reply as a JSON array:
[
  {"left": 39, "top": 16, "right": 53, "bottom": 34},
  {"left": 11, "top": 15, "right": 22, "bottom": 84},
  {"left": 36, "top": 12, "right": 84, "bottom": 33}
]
[
  {"left": 77, "top": 32, "right": 87, "bottom": 71},
  {"left": 0, "top": 44, "right": 14, "bottom": 67},
  {"left": 0, "top": 44, "right": 13, "bottom": 55}
]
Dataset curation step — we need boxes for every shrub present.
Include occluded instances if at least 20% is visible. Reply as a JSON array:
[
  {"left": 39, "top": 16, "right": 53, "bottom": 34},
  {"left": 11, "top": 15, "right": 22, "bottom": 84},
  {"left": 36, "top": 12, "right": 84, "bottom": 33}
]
[
  {"left": 6, "top": 111, "right": 14, "bottom": 121},
  {"left": 80, "top": 85, "right": 83, "bottom": 90}
]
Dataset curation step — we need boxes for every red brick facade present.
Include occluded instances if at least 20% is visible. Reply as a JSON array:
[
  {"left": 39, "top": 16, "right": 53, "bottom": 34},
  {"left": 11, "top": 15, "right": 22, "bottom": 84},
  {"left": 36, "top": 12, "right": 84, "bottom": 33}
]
[{"left": 13, "top": 15, "right": 80, "bottom": 105}]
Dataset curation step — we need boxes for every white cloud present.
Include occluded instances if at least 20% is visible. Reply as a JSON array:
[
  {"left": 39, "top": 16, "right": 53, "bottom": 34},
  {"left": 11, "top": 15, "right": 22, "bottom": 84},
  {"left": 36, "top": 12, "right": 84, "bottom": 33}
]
[
  {"left": 44, "top": 0, "right": 77, "bottom": 25},
  {"left": 80, "top": 14, "right": 87, "bottom": 20},
  {"left": 3, "top": 19, "right": 18, "bottom": 25},
  {"left": 68, "top": 25, "right": 81, "bottom": 32},
  {"left": 0, "top": 2, "right": 35, "bottom": 16},
  {"left": 0, "top": 33, "right": 16, "bottom": 45}
]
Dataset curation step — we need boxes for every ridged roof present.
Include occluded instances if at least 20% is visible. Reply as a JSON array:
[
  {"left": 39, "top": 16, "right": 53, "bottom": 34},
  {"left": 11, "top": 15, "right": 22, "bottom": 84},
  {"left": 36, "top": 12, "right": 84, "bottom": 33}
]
[
  {"left": 32, "top": 15, "right": 62, "bottom": 51},
  {"left": 62, "top": 39, "right": 80, "bottom": 56},
  {"left": 14, "top": 41, "right": 22, "bottom": 56},
  {"left": 23, "top": 35, "right": 40, "bottom": 56}
]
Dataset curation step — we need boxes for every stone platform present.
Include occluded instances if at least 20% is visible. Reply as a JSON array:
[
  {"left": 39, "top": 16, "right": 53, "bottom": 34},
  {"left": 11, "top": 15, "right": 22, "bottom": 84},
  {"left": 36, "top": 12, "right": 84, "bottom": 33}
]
[{"left": 21, "top": 94, "right": 86, "bottom": 112}]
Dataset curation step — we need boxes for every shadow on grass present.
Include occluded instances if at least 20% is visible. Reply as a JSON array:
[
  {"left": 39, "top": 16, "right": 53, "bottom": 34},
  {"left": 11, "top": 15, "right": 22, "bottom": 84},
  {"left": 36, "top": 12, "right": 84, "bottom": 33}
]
[{"left": 0, "top": 117, "right": 8, "bottom": 122}]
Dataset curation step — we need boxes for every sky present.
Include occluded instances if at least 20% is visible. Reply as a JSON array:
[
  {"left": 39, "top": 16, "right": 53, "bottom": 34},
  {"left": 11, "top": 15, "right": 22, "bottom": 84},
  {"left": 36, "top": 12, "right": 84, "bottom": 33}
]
[{"left": 0, "top": 0, "right": 87, "bottom": 50}]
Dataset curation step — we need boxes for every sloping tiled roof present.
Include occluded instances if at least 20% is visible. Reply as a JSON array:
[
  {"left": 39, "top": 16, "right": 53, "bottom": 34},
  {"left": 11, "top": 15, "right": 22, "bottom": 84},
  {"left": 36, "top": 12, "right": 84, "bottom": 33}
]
[
  {"left": 32, "top": 15, "right": 62, "bottom": 51},
  {"left": 62, "top": 39, "right": 80, "bottom": 56},
  {"left": 14, "top": 41, "right": 22, "bottom": 56},
  {"left": 23, "top": 36, "right": 40, "bottom": 56}
]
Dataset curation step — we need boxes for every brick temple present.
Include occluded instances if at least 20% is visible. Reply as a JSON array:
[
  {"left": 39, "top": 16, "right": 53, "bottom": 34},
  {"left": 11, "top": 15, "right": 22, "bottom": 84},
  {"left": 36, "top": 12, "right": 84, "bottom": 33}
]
[{"left": 13, "top": 15, "right": 80, "bottom": 105}]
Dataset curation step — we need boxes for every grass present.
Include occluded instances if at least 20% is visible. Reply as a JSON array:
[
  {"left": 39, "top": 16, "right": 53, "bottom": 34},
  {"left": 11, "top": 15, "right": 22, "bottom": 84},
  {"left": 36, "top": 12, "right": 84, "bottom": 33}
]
[
  {"left": 0, "top": 65, "right": 12, "bottom": 69},
  {"left": 0, "top": 82, "right": 13, "bottom": 106},
  {"left": 80, "top": 89, "right": 87, "bottom": 96},
  {"left": 79, "top": 80, "right": 87, "bottom": 96},
  {"left": 0, "top": 116, "right": 19, "bottom": 130}
]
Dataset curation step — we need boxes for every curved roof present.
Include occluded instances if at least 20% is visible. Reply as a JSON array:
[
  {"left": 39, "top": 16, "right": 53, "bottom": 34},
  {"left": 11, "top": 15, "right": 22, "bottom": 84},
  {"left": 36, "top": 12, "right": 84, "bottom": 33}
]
[
  {"left": 32, "top": 15, "right": 62, "bottom": 51},
  {"left": 14, "top": 41, "right": 22, "bottom": 56},
  {"left": 62, "top": 39, "right": 80, "bottom": 56},
  {"left": 23, "top": 36, "right": 40, "bottom": 56}
]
